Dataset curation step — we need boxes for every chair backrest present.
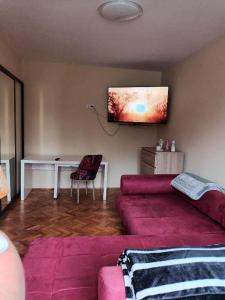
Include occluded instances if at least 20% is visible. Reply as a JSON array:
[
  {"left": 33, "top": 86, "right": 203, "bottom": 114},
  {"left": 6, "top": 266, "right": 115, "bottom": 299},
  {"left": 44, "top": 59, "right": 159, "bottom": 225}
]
[{"left": 78, "top": 155, "right": 103, "bottom": 180}]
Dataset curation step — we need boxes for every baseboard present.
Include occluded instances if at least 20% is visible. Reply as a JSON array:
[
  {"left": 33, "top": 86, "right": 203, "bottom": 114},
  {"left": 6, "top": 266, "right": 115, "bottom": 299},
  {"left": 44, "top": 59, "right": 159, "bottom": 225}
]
[{"left": 31, "top": 187, "right": 120, "bottom": 192}]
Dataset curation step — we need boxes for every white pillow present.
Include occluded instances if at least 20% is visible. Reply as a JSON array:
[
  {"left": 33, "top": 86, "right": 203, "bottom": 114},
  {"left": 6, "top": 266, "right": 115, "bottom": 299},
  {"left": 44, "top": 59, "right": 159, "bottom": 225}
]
[{"left": 171, "top": 173, "right": 225, "bottom": 200}]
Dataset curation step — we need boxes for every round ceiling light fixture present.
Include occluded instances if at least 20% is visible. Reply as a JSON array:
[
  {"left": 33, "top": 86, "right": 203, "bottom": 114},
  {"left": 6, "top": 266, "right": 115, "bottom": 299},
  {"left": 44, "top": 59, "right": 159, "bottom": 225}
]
[{"left": 98, "top": 0, "right": 143, "bottom": 22}]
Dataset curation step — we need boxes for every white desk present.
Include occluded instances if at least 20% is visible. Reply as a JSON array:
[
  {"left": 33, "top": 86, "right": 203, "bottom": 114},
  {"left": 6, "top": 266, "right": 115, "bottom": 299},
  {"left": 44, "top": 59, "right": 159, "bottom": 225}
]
[
  {"left": 21, "top": 155, "right": 109, "bottom": 201},
  {"left": 0, "top": 155, "right": 15, "bottom": 202}
]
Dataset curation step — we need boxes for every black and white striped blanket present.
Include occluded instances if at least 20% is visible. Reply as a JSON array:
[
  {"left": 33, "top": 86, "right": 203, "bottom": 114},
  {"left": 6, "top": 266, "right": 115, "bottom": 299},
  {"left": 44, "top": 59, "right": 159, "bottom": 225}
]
[{"left": 118, "top": 245, "right": 225, "bottom": 300}]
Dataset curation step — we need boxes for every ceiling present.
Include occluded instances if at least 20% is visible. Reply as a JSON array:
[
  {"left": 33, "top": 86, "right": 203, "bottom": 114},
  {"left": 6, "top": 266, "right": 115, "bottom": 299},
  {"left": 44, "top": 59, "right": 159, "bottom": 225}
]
[{"left": 0, "top": 0, "right": 225, "bottom": 70}]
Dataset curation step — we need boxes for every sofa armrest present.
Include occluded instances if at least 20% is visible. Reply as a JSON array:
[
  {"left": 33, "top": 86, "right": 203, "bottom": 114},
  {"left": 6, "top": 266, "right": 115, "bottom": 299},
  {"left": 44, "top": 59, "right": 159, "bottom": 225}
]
[
  {"left": 98, "top": 266, "right": 125, "bottom": 300},
  {"left": 121, "top": 174, "right": 177, "bottom": 195}
]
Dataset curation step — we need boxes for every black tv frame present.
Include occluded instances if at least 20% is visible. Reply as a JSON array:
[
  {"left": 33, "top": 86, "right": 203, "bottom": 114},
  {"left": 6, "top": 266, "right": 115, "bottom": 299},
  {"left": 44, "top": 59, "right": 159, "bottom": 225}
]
[{"left": 107, "top": 86, "right": 170, "bottom": 126}]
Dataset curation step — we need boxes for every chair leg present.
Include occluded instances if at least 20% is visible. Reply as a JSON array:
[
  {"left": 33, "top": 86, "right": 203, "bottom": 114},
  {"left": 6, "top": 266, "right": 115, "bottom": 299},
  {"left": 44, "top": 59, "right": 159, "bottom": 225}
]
[
  {"left": 70, "top": 179, "right": 73, "bottom": 197},
  {"left": 77, "top": 181, "right": 80, "bottom": 204},
  {"left": 85, "top": 181, "right": 88, "bottom": 196},
  {"left": 92, "top": 180, "right": 95, "bottom": 201}
]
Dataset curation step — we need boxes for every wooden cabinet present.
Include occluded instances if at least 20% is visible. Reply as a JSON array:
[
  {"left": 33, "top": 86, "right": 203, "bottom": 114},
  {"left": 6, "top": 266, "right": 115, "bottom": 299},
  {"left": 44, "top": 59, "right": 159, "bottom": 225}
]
[{"left": 140, "top": 147, "right": 184, "bottom": 175}]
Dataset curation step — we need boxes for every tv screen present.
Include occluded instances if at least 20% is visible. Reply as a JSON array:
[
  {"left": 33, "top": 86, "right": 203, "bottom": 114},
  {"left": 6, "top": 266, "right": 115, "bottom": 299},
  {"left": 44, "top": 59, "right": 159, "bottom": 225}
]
[{"left": 108, "top": 86, "right": 169, "bottom": 124}]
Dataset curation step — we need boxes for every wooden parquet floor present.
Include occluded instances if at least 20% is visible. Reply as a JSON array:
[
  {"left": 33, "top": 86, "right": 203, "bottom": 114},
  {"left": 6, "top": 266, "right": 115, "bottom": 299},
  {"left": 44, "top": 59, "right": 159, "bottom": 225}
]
[{"left": 0, "top": 188, "right": 125, "bottom": 256}]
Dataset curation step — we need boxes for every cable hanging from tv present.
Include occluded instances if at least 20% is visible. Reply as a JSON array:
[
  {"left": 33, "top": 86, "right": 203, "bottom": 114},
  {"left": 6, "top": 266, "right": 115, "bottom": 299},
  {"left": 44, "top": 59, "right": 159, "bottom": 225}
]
[{"left": 87, "top": 105, "right": 121, "bottom": 136}]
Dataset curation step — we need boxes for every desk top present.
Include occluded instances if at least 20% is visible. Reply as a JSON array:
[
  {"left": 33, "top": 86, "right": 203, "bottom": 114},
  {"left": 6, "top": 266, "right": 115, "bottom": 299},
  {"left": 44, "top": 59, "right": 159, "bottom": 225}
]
[
  {"left": 22, "top": 155, "right": 108, "bottom": 165},
  {"left": 0, "top": 155, "right": 15, "bottom": 162}
]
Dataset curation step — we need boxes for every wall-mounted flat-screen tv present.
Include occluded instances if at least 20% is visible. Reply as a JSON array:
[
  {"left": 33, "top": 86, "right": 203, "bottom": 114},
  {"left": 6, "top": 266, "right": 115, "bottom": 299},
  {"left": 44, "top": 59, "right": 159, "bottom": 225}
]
[{"left": 107, "top": 86, "right": 169, "bottom": 125}]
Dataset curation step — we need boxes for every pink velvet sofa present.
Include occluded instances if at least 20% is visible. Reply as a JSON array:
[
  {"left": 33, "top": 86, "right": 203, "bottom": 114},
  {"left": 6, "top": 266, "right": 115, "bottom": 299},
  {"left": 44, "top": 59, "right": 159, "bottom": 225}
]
[
  {"left": 117, "top": 175, "right": 225, "bottom": 236},
  {"left": 23, "top": 174, "right": 225, "bottom": 300}
]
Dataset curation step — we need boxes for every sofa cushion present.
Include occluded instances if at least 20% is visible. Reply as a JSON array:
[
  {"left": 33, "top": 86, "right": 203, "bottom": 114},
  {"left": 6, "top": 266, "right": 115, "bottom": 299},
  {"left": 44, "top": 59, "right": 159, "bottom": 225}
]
[
  {"left": 117, "top": 193, "right": 199, "bottom": 218},
  {"left": 24, "top": 236, "right": 160, "bottom": 300},
  {"left": 117, "top": 193, "right": 225, "bottom": 235},
  {"left": 121, "top": 175, "right": 176, "bottom": 195},
  {"left": 117, "top": 193, "right": 198, "bottom": 230},
  {"left": 127, "top": 214, "right": 224, "bottom": 236},
  {"left": 24, "top": 234, "right": 225, "bottom": 300},
  {"left": 178, "top": 190, "right": 225, "bottom": 229}
]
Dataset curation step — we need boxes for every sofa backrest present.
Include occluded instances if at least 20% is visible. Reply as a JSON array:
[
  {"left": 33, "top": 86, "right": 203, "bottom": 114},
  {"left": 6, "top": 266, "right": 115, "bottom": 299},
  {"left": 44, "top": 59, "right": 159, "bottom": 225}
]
[
  {"left": 121, "top": 175, "right": 177, "bottom": 195},
  {"left": 175, "top": 189, "right": 225, "bottom": 228}
]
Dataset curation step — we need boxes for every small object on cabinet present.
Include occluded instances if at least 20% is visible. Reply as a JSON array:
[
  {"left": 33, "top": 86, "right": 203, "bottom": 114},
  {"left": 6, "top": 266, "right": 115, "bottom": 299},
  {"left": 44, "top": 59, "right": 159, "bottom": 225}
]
[
  {"left": 164, "top": 140, "right": 170, "bottom": 152},
  {"left": 156, "top": 139, "right": 164, "bottom": 151},
  {"left": 171, "top": 140, "right": 176, "bottom": 152},
  {"left": 156, "top": 145, "right": 161, "bottom": 151},
  {"left": 140, "top": 147, "right": 184, "bottom": 175}
]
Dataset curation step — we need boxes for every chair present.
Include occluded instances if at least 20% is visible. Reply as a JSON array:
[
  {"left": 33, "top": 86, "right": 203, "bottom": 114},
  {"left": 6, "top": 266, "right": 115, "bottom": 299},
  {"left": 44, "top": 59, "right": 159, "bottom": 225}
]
[{"left": 70, "top": 155, "right": 102, "bottom": 204}]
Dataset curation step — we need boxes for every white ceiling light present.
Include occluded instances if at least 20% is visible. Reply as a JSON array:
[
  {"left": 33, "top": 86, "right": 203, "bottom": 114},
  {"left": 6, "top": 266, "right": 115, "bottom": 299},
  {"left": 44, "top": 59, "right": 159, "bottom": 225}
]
[{"left": 98, "top": 0, "right": 143, "bottom": 22}]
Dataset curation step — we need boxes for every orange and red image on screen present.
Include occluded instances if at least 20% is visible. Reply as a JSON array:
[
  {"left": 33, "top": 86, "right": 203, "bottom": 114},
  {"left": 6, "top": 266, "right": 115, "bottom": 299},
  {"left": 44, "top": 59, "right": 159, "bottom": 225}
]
[{"left": 108, "top": 87, "right": 168, "bottom": 123}]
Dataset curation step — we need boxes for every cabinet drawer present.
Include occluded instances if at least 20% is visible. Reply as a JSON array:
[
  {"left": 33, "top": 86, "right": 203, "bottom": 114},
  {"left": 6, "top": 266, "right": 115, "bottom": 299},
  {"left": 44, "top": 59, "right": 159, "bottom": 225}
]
[
  {"left": 141, "top": 149, "right": 156, "bottom": 167},
  {"left": 140, "top": 161, "right": 155, "bottom": 175}
]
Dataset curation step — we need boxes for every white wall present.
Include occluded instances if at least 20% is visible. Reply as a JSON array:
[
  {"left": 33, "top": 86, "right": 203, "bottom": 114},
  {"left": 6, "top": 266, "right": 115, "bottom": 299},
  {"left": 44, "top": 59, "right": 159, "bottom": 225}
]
[
  {"left": 0, "top": 38, "right": 21, "bottom": 77},
  {"left": 158, "top": 37, "right": 225, "bottom": 186},
  {"left": 22, "top": 61, "right": 161, "bottom": 188}
]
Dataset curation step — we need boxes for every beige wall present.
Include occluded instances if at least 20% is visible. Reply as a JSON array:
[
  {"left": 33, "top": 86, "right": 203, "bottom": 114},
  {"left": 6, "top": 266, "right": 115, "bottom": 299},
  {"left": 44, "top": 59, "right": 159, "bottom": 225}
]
[
  {"left": 0, "top": 38, "right": 21, "bottom": 77},
  {"left": 158, "top": 37, "right": 225, "bottom": 186},
  {"left": 22, "top": 61, "right": 161, "bottom": 187}
]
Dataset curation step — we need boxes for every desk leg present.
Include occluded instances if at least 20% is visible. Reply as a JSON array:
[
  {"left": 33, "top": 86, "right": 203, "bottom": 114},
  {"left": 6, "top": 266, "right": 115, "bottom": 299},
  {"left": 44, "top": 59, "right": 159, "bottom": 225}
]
[
  {"left": 103, "top": 163, "right": 108, "bottom": 201},
  {"left": 54, "top": 164, "right": 59, "bottom": 199},
  {"left": 21, "top": 162, "right": 32, "bottom": 200},
  {"left": 5, "top": 161, "right": 11, "bottom": 202}
]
